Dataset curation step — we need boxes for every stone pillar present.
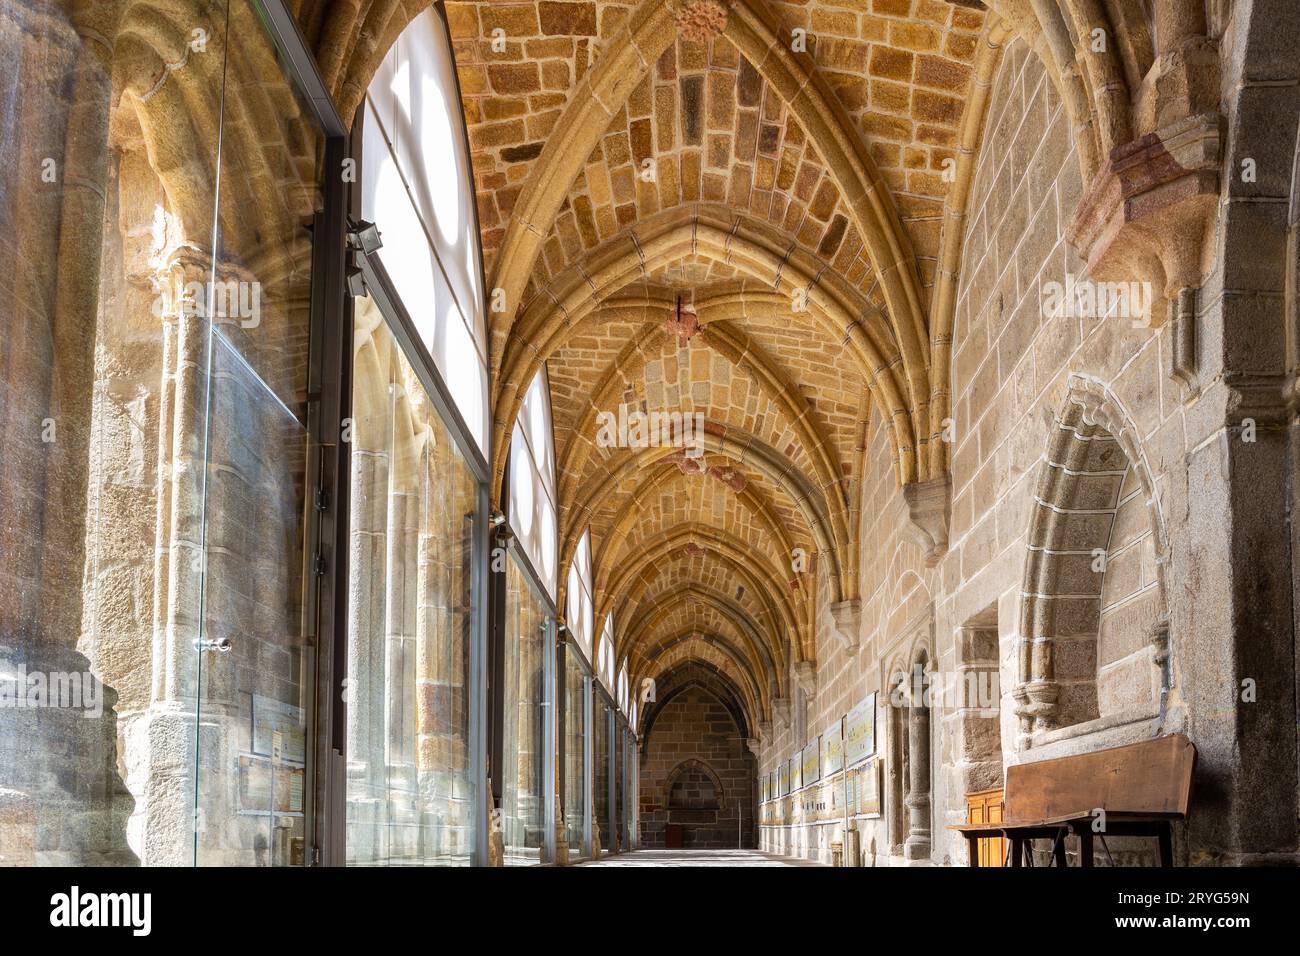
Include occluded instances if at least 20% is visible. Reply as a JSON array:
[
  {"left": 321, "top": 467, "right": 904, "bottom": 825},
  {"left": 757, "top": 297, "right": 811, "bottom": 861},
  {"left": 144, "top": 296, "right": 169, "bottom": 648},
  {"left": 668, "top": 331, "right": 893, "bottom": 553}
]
[
  {"left": 0, "top": 0, "right": 138, "bottom": 867},
  {"left": 139, "top": 253, "right": 217, "bottom": 866},
  {"left": 1170, "top": 0, "right": 1300, "bottom": 862},
  {"left": 384, "top": 460, "right": 419, "bottom": 860},
  {"left": 344, "top": 330, "right": 392, "bottom": 862},
  {"left": 903, "top": 681, "right": 932, "bottom": 863}
]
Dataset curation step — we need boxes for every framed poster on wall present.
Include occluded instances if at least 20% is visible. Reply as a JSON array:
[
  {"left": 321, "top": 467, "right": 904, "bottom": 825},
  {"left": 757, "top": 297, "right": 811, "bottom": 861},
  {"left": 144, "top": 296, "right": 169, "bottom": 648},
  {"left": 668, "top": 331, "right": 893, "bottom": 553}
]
[
  {"left": 822, "top": 718, "right": 843, "bottom": 775},
  {"left": 854, "top": 758, "right": 883, "bottom": 816},
  {"left": 789, "top": 754, "right": 803, "bottom": 792},
  {"left": 844, "top": 693, "right": 876, "bottom": 767},
  {"left": 802, "top": 737, "right": 821, "bottom": 785}
]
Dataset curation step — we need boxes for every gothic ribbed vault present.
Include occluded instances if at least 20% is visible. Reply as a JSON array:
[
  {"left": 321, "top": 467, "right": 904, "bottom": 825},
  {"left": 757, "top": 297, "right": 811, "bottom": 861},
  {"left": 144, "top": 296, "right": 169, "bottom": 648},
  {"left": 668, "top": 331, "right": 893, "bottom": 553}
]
[{"left": 283, "top": 0, "right": 1196, "bottom": 740}]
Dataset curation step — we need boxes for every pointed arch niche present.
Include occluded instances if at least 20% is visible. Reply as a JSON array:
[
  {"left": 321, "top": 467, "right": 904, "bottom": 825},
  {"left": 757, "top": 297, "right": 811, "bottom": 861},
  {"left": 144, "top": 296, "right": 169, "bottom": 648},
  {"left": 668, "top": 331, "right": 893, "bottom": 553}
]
[{"left": 1013, "top": 376, "right": 1172, "bottom": 751}]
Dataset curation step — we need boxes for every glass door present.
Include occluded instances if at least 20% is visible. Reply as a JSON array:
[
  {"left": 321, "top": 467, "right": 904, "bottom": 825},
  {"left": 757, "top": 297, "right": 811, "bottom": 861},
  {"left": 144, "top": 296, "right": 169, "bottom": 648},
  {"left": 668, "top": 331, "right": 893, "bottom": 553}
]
[
  {"left": 594, "top": 696, "right": 611, "bottom": 852},
  {"left": 500, "top": 552, "right": 551, "bottom": 865},
  {"left": 190, "top": 0, "right": 325, "bottom": 866},
  {"left": 563, "top": 646, "right": 590, "bottom": 859},
  {"left": 342, "top": 292, "right": 482, "bottom": 866},
  {"left": 613, "top": 721, "right": 624, "bottom": 853}
]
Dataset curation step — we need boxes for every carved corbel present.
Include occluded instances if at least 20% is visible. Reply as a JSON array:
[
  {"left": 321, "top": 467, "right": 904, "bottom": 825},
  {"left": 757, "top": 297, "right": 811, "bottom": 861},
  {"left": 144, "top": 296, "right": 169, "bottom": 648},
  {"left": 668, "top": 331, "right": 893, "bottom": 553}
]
[
  {"left": 1066, "top": 112, "right": 1221, "bottom": 388},
  {"left": 794, "top": 661, "right": 817, "bottom": 699},
  {"left": 746, "top": 738, "right": 761, "bottom": 757},
  {"left": 903, "top": 474, "right": 951, "bottom": 565},
  {"left": 830, "top": 599, "right": 861, "bottom": 651},
  {"left": 773, "top": 698, "right": 790, "bottom": 729}
]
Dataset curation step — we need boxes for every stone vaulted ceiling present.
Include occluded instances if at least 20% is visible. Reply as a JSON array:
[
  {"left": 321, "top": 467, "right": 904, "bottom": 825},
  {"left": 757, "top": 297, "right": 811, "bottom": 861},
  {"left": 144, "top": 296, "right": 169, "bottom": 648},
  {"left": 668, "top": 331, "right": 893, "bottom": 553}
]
[
  {"left": 282, "top": 0, "right": 1186, "bottom": 739},
  {"left": 437, "top": 0, "right": 992, "bottom": 734},
  {"left": 282, "top": 0, "right": 1192, "bottom": 744}
]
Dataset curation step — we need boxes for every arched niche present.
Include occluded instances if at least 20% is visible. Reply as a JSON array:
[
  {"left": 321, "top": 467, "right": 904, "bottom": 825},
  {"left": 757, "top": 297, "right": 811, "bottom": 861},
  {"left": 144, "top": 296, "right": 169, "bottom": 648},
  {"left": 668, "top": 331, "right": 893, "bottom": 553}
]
[
  {"left": 1013, "top": 375, "right": 1171, "bottom": 749},
  {"left": 883, "top": 615, "right": 934, "bottom": 864},
  {"left": 666, "top": 759, "right": 726, "bottom": 817}
]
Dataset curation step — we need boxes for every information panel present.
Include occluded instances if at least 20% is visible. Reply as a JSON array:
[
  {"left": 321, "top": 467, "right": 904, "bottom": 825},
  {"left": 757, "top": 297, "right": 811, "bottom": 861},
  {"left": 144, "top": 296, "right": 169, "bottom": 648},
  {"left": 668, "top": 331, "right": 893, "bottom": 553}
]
[
  {"left": 844, "top": 693, "right": 876, "bottom": 767},
  {"left": 802, "top": 736, "right": 821, "bottom": 785},
  {"left": 822, "top": 718, "right": 844, "bottom": 775}
]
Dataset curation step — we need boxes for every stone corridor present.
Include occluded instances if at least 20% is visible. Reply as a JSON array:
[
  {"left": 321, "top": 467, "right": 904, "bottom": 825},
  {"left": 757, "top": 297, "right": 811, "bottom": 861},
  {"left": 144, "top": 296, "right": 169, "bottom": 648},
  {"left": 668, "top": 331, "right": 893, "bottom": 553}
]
[
  {"left": 2, "top": 0, "right": 1299, "bottom": 869},
  {"left": 579, "top": 849, "right": 825, "bottom": 867}
]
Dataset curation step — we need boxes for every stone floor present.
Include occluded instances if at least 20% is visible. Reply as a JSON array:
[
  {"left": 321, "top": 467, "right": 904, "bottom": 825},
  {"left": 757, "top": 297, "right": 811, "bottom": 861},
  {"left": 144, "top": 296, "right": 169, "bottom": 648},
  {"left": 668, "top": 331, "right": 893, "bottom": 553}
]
[{"left": 578, "top": 849, "right": 827, "bottom": 867}]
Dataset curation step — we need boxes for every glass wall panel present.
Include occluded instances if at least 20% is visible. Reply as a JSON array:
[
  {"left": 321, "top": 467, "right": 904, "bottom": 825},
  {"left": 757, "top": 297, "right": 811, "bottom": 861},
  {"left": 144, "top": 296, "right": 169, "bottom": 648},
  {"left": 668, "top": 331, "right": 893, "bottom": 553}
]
[
  {"left": 345, "top": 293, "right": 478, "bottom": 866},
  {"left": 628, "top": 736, "right": 639, "bottom": 849},
  {"left": 565, "top": 530, "right": 594, "bottom": 658},
  {"left": 613, "top": 724, "right": 625, "bottom": 852},
  {"left": 563, "top": 647, "right": 589, "bottom": 859},
  {"left": 501, "top": 554, "right": 548, "bottom": 865},
  {"left": 509, "top": 371, "right": 558, "bottom": 598},
  {"left": 626, "top": 730, "right": 638, "bottom": 849},
  {"left": 594, "top": 697, "right": 610, "bottom": 852},
  {"left": 362, "top": 6, "right": 488, "bottom": 453},
  {"left": 0, "top": 0, "right": 171, "bottom": 867},
  {"left": 192, "top": 0, "right": 324, "bottom": 867},
  {"left": 0, "top": 0, "right": 323, "bottom": 865}
]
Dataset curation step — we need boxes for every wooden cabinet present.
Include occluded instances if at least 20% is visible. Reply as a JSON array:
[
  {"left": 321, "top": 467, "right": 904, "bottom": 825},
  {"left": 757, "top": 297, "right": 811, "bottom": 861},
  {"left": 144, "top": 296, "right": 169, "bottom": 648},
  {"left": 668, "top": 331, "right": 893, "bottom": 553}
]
[{"left": 965, "top": 789, "right": 1006, "bottom": 867}]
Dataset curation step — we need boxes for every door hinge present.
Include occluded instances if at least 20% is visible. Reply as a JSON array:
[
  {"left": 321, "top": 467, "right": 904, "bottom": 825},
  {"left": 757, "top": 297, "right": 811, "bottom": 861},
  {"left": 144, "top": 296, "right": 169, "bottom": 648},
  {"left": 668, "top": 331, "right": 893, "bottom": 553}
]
[
  {"left": 315, "top": 487, "right": 330, "bottom": 512},
  {"left": 314, "top": 554, "right": 328, "bottom": 576}
]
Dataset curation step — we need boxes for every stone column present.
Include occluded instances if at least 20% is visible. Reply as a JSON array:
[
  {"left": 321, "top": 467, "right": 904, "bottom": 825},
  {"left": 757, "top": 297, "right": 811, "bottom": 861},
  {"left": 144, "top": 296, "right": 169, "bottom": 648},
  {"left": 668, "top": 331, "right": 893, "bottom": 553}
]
[
  {"left": 1170, "top": 0, "right": 1300, "bottom": 863},
  {"left": 903, "top": 680, "right": 932, "bottom": 863},
  {"left": 384, "top": 429, "right": 419, "bottom": 860},
  {"left": 344, "top": 329, "right": 392, "bottom": 862},
  {"left": 0, "top": 0, "right": 137, "bottom": 867},
  {"left": 138, "top": 252, "right": 216, "bottom": 866}
]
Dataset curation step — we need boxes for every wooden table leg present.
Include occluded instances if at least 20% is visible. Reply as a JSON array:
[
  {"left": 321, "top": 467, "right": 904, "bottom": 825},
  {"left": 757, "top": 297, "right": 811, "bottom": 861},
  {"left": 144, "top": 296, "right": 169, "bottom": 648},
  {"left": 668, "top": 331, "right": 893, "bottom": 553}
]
[
  {"left": 1077, "top": 828, "right": 1094, "bottom": 867},
  {"left": 965, "top": 833, "right": 979, "bottom": 867},
  {"left": 1157, "top": 824, "right": 1173, "bottom": 867},
  {"left": 1052, "top": 828, "right": 1068, "bottom": 868},
  {"left": 1010, "top": 836, "right": 1023, "bottom": 867}
]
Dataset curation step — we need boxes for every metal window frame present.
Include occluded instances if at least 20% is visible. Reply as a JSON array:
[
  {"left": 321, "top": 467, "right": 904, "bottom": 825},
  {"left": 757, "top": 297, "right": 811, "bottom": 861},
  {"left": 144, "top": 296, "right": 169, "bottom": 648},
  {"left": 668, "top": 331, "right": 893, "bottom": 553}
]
[
  {"left": 254, "top": 0, "right": 500, "bottom": 867},
  {"left": 493, "top": 534, "right": 557, "bottom": 865},
  {"left": 353, "top": 245, "right": 492, "bottom": 867},
  {"left": 247, "top": 0, "right": 348, "bottom": 867},
  {"left": 584, "top": 669, "right": 595, "bottom": 856},
  {"left": 557, "top": 639, "right": 593, "bottom": 861},
  {"left": 591, "top": 684, "right": 617, "bottom": 853}
]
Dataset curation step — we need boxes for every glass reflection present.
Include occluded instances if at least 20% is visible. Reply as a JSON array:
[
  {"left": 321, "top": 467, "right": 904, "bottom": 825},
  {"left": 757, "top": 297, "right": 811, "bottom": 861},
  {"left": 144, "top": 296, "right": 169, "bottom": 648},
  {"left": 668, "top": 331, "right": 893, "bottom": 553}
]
[
  {"left": 345, "top": 294, "right": 478, "bottom": 866},
  {"left": 564, "top": 649, "right": 589, "bottom": 858},
  {"left": 502, "top": 555, "right": 547, "bottom": 865},
  {"left": 594, "top": 698, "right": 610, "bottom": 853},
  {"left": 193, "top": 0, "right": 323, "bottom": 867},
  {"left": 0, "top": 0, "right": 323, "bottom": 866},
  {"left": 361, "top": 6, "right": 488, "bottom": 454}
]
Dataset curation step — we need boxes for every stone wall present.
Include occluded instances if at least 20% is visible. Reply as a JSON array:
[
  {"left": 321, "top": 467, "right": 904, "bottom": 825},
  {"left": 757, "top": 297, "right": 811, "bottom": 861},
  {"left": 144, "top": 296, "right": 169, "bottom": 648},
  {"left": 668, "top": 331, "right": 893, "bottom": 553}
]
[
  {"left": 1, "top": 0, "right": 323, "bottom": 866},
  {"left": 640, "top": 685, "right": 754, "bottom": 849},
  {"left": 758, "top": 5, "right": 1300, "bottom": 866}
]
